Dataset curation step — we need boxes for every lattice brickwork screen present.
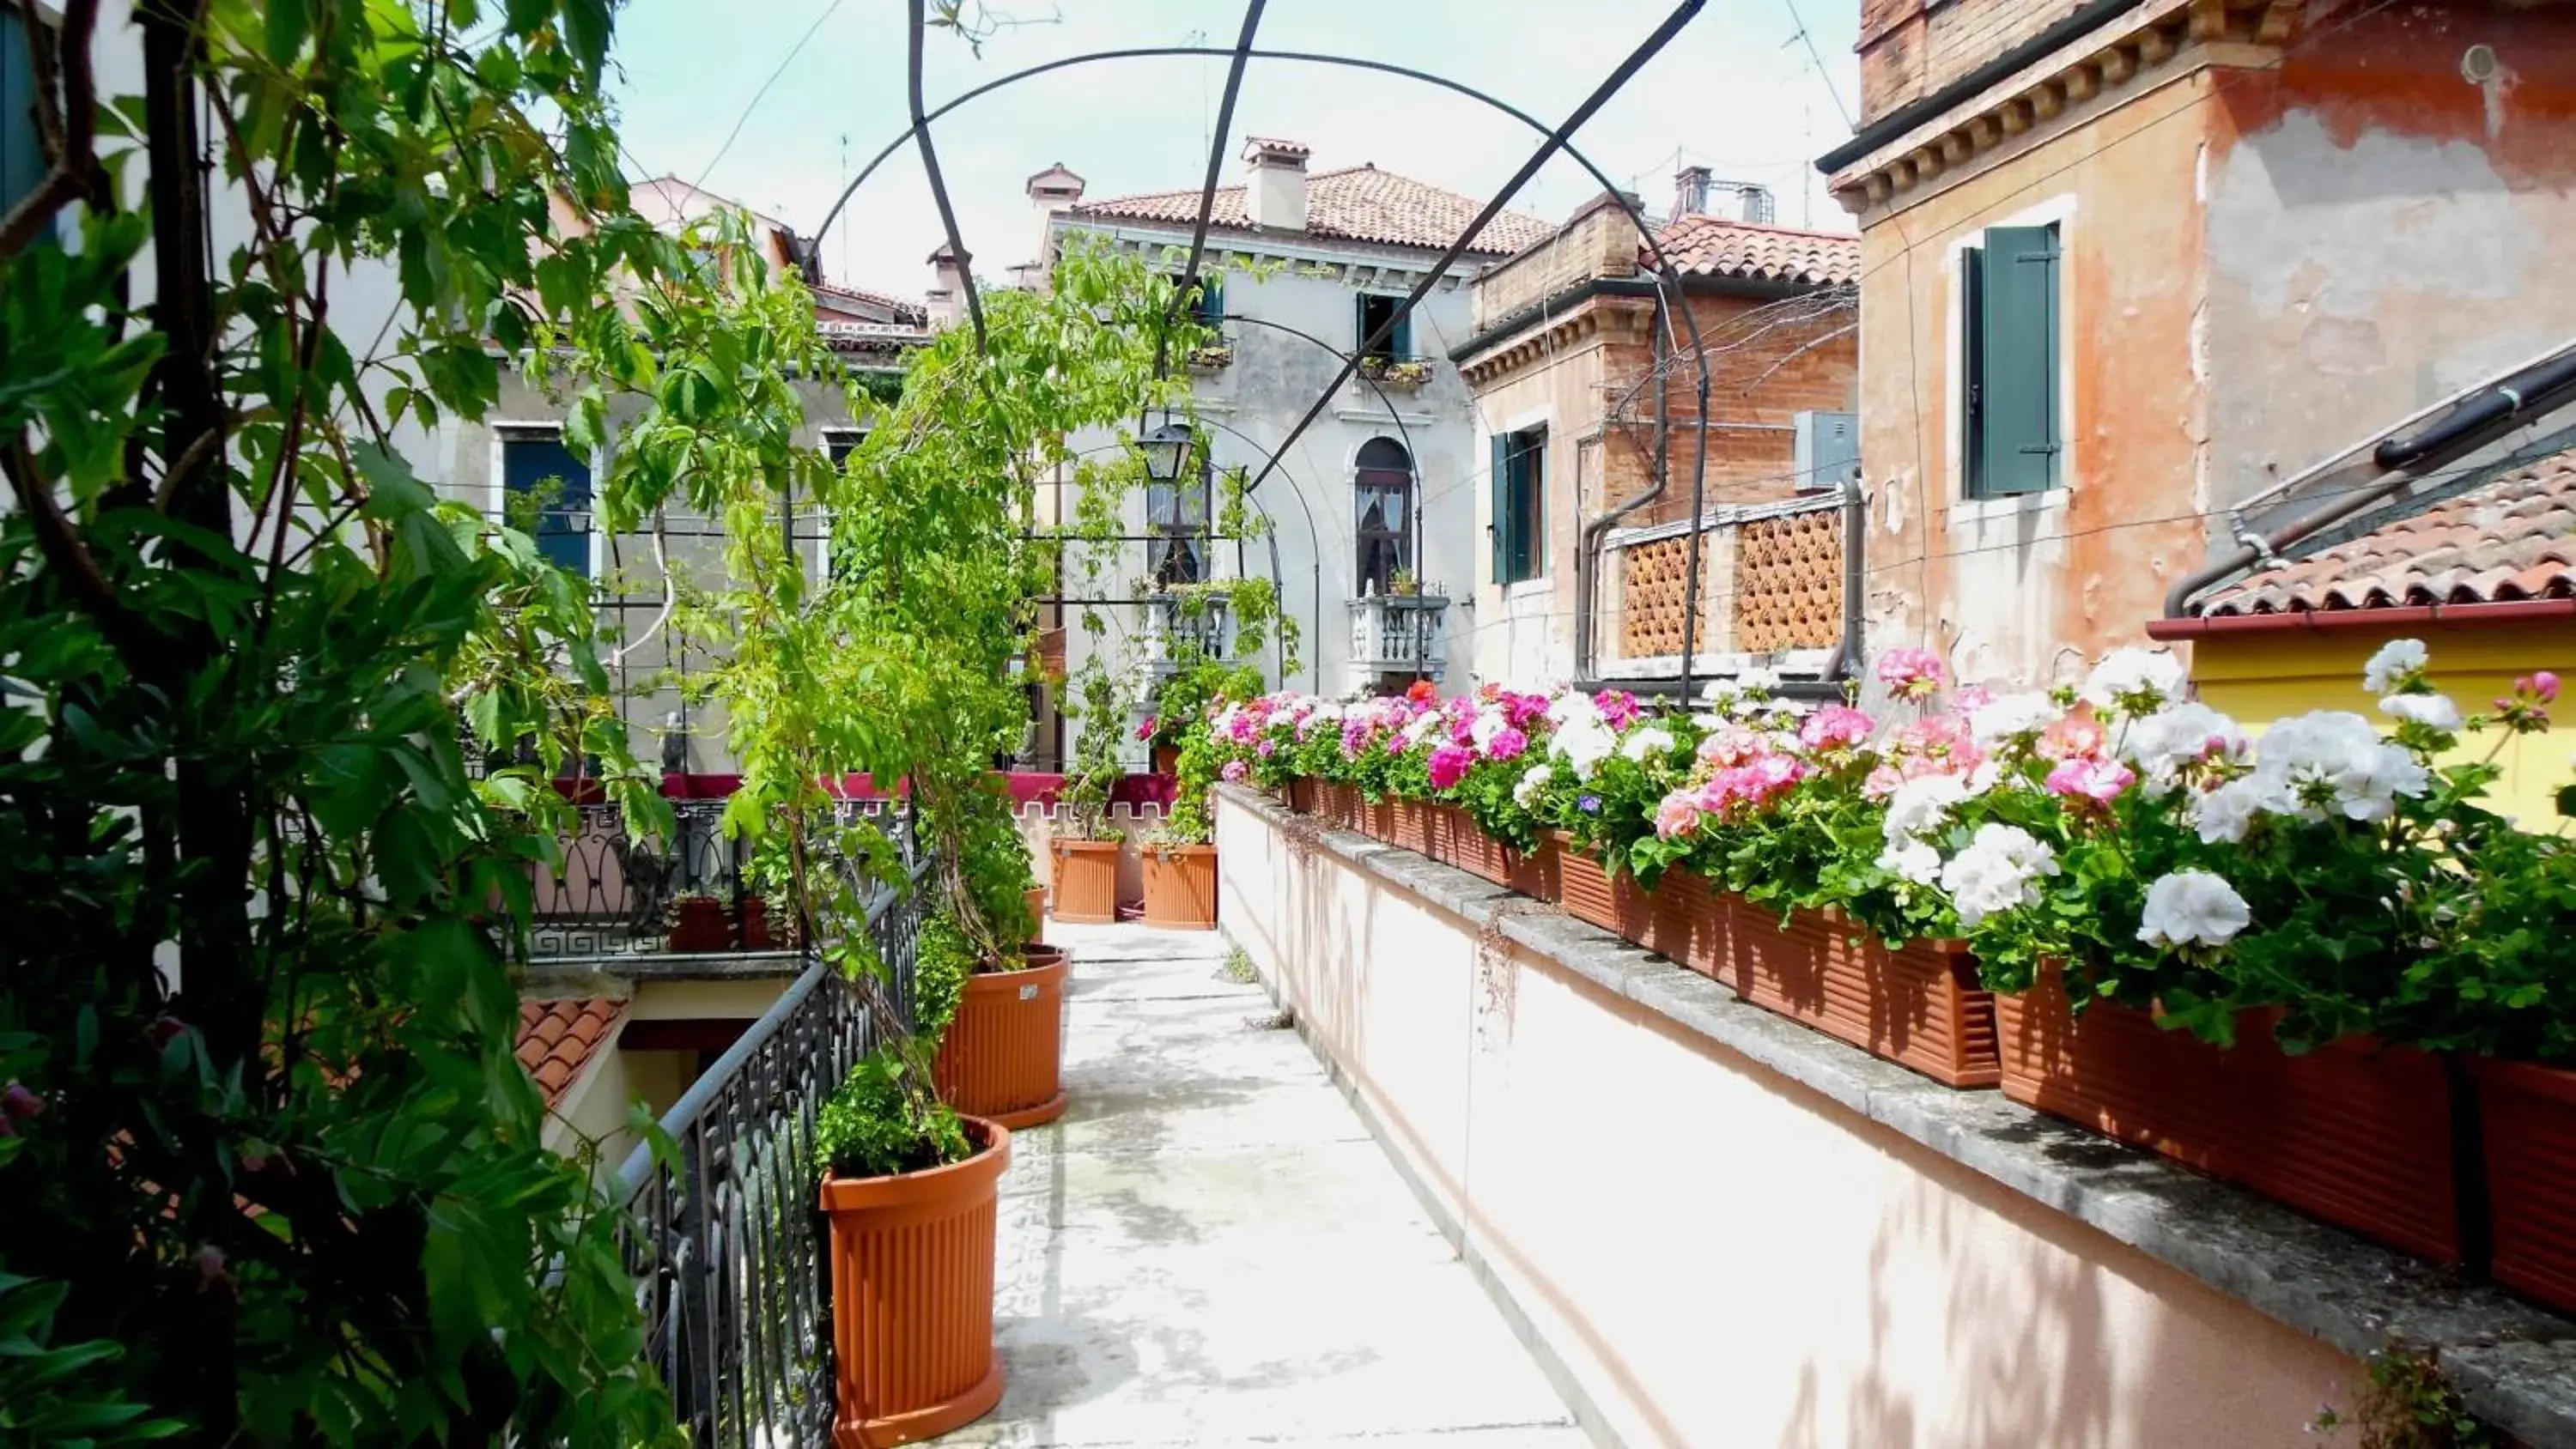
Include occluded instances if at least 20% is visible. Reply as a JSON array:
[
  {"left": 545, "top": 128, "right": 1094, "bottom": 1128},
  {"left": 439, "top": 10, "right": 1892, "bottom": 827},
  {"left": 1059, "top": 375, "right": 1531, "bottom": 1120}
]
[
  {"left": 1618, "top": 535, "right": 1716, "bottom": 659},
  {"left": 1734, "top": 510, "right": 1843, "bottom": 652}
]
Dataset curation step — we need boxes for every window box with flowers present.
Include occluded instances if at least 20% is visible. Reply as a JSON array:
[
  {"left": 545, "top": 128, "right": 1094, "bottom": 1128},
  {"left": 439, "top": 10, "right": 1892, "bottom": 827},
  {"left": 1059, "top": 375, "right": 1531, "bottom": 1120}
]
[
  {"left": 1183, "top": 640, "right": 2576, "bottom": 1309},
  {"left": 1357, "top": 355, "right": 1434, "bottom": 390}
]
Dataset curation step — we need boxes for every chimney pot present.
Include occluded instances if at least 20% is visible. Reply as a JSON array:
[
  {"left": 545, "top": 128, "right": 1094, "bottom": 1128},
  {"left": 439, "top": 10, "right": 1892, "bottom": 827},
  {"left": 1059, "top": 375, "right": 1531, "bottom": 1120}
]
[{"left": 1242, "top": 136, "right": 1310, "bottom": 232}]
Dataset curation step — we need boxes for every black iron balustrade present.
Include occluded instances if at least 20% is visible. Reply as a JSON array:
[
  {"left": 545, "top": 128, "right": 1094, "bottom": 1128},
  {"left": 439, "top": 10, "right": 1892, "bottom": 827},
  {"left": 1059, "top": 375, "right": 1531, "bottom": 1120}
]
[
  {"left": 527, "top": 795, "right": 912, "bottom": 960},
  {"left": 614, "top": 852, "right": 927, "bottom": 1449}
]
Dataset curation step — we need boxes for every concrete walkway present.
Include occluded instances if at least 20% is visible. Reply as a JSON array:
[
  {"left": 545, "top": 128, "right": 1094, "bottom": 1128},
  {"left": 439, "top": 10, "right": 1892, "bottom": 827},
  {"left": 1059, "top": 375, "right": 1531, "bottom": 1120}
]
[{"left": 936, "top": 921, "right": 1586, "bottom": 1448}]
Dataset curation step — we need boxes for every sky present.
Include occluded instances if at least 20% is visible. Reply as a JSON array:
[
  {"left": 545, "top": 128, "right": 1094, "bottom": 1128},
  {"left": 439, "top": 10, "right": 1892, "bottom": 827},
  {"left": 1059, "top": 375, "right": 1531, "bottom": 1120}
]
[{"left": 605, "top": 0, "right": 1862, "bottom": 302}]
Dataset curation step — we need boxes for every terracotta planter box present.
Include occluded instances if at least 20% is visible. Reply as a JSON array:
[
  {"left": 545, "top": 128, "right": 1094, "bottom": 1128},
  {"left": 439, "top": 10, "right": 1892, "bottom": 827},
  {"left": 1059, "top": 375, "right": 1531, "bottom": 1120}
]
[
  {"left": 820, "top": 1118, "right": 1010, "bottom": 1447},
  {"left": 1305, "top": 781, "right": 1367, "bottom": 835},
  {"left": 1142, "top": 844, "right": 1218, "bottom": 929},
  {"left": 1383, "top": 798, "right": 1436, "bottom": 856},
  {"left": 1547, "top": 831, "right": 1656, "bottom": 940},
  {"left": 1048, "top": 838, "right": 1120, "bottom": 925},
  {"left": 933, "top": 955, "right": 1067, "bottom": 1130},
  {"left": 1996, "top": 970, "right": 2460, "bottom": 1264},
  {"left": 1422, "top": 804, "right": 1512, "bottom": 886},
  {"left": 2475, "top": 1058, "right": 2576, "bottom": 1314},
  {"left": 1287, "top": 778, "right": 1316, "bottom": 815},
  {"left": 1720, "top": 904, "right": 2000, "bottom": 1089}
]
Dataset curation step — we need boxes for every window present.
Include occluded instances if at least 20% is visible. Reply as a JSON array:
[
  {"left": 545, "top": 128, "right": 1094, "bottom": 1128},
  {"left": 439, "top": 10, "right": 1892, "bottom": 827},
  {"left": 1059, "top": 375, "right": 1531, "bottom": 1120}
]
[
  {"left": 1147, "top": 455, "right": 1211, "bottom": 587},
  {"left": 1353, "top": 438, "right": 1413, "bottom": 593},
  {"left": 1489, "top": 424, "right": 1546, "bottom": 587},
  {"left": 500, "top": 429, "right": 593, "bottom": 578},
  {"left": 823, "top": 427, "right": 866, "bottom": 469},
  {"left": 1357, "top": 293, "right": 1411, "bottom": 365},
  {"left": 1188, "top": 272, "right": 1224, "bottom": 328},
  {"left": 1961, "top": 222, "right": 2061, "bottom": 499},
  {"left": 3, "top": 3, "right": 46, "bottom": 220},
  {"left": 818, "top": 428, "right": 867, "bottom": 579}
]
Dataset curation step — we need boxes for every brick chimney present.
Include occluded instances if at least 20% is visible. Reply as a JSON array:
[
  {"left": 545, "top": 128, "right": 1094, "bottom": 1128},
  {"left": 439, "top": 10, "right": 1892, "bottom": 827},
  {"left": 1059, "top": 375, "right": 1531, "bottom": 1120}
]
[
  {"left": 1673, "top": 164, "right": 1711, "bottom": 219},
  {"left": 1242, "top": 136, "right": 1310, "bottom": 232}
]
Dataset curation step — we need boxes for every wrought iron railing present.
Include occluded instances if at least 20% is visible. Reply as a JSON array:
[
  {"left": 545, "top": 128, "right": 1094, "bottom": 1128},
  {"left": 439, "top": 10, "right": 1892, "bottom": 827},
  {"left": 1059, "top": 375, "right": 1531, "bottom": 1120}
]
[
  {"left": 528, "top": 795, "right": 910, "bottom": 959},
  {"left": 613, "top": 850, "right": 928, "bottom": 1449}
]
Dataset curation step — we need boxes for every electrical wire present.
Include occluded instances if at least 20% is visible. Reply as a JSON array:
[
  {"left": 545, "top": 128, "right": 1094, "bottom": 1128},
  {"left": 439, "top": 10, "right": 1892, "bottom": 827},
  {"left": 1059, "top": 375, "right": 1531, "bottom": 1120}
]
[{"left": 691, "top": 0, "right": 843, "bottom": 194}]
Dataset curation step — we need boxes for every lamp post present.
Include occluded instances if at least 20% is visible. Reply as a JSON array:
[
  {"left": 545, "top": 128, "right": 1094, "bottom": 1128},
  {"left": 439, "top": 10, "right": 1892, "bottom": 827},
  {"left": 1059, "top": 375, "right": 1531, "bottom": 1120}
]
[{"left": 1139, "top": 420, "right": 1194, "bottom": 483}]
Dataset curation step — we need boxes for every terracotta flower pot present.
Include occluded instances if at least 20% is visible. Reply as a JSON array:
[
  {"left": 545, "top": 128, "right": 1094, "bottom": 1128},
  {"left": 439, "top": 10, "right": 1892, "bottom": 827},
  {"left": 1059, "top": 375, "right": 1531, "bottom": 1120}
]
[
  {"left": 738, "top": 895, "right": 776, "bottom": 950},
  {"left": 1546, "top": 831, "right": 1655, "bottom": 939},
  {"left": 1142, "top": 844, "right": 1218, "bottom": 929},
  {"left": 820, "top": 1118, "right": 1011, "bottom": 1447},
  {"left": 1288, "top": 778, "right": 1317, "bottom": 815},
  {"left": 1152, "top": 743, "right": 1180, "bottom": 775},
  {"left": 2473, "top": 1058, "right": 2576, "bottom": 1314},
  {"left": 1023, "top": 885, "right": 1046, "bottom": 928},
  {"left": 668, "top": 896, "right": 733, "bottom": 953},
  {"left": 1048, "top": 838, "right": 1120, "bottom": 925},
  {"left": 1996, "top": 968, "right": 2460, "bottom": 1264},
  {"left": 1719, "top": 901, "right": 2000, "bottom": 1088},
  {"left": 933, "top": 955, "right": 1068, "bottom": 1129}
]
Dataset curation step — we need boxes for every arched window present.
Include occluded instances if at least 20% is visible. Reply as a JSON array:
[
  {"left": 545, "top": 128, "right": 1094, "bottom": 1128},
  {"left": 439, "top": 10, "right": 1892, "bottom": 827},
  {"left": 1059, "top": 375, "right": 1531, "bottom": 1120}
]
[{"left": 1354, "top": 438, "right": 1413, "bottom": 594}]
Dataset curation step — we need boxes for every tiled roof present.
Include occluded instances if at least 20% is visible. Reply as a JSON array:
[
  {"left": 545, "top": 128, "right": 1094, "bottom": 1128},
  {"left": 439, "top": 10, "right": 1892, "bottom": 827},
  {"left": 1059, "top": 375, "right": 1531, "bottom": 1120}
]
[
  {"left": 1071, "top": 164, "right": 1555, "bottom": 257},
  {"left": 813, "top": 281, "right": 926, "bottom": 324},
  {"left": 1652, "top": 215, "right": 1861, "bottom": 288},
  {"left": 1242, "top": 136, "right": 1311, "bottom": 159},
  {"left": 517, "top": 997, "right": 626, "bottom": 1107},
  {"left": 2196, "top": 451, "right": 2576, "bottom": 616}
]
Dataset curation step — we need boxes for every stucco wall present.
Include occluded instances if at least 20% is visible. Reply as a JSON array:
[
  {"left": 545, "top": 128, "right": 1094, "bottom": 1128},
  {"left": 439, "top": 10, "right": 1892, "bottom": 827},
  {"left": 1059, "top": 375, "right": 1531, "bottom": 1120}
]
[
  {"left": 1856, "top": 68, "right": 2212, "bottom": 690},
  {"left": 2202, "top": 6, "right": 2576, "bottom": 518},
  {"left": 1216, "top": 791, "right": 2360, "bottom": 1449}
]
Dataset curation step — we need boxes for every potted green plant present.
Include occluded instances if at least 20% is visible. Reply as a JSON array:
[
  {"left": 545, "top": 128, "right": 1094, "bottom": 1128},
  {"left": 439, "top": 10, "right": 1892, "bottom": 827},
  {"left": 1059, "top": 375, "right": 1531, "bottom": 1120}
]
[
  {"left": 921, "top": 778, "right": 1068, "bottom": 1129},
  {"left": 666, "top": 888, "right": 734, "bottom": 952},
  {"left": 1050, "top": 664, "right": 1128, "bottom": 925},
  {"left": 814, "top": 1049, "right": 1008, "bottom": 1446}
]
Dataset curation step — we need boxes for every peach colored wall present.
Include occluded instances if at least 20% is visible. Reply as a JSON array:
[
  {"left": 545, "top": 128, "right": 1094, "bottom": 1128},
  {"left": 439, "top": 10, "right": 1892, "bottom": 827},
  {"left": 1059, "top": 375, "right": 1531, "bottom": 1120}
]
[
  {"left": 1216, "top": 793, "right": 2360, "bottom": 1448},
  {"left": 1856, "top": 67, "right": 2211, "bottom": 690}
]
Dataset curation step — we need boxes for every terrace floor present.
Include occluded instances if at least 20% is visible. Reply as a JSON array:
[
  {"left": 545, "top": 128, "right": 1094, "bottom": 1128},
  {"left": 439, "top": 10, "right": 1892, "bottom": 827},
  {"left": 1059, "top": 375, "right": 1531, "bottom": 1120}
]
[{"left": 938, "top": 921, "right": 1585, "bottom": 1447}]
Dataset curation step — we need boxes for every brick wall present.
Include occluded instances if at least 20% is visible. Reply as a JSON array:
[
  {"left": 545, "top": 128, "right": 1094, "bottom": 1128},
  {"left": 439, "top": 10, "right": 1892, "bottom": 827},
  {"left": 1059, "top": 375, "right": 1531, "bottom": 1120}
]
[
  {"left": 1859, "top": 0, "right": 2094, "bottom": 123},
  {"left": 1471, "top": 193, "right": 1643, "bottom": 332},
  {"left": 1600, "top": 292, "right": 1858, "bottom": 529}
]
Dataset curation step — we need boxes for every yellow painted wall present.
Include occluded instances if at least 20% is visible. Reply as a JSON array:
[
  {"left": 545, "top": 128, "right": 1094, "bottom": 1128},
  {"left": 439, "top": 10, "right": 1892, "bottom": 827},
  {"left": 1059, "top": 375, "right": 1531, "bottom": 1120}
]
[{"left": 2187, "top": 623, "right": 2576, "bottom": 830}]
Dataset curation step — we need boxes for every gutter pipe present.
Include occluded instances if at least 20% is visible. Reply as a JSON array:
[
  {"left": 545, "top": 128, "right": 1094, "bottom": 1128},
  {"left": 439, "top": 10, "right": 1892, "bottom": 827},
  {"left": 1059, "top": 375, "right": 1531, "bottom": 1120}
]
[
  {"left": 2147, "top": 597, "right": 2576, "bottom": 641},
  {"left": 2164, "top": 342, "right": 2576, "bottom": 620}
]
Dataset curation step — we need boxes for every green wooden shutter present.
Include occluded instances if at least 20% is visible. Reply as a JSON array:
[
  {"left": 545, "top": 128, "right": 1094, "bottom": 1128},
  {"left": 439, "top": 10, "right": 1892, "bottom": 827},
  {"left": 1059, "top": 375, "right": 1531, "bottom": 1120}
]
[
  {"left": 1490, "top": 432, "right": 1513, "bottom": 586},
  {"left": 1975, "top": 224, "right": 2060, "bottom": 496},
  {"left": 1522, "top": 429, "right": 1544, "bottom": 579},
  {"left": 1390, "top": 307, "right": 1412, "bottom": 361}
]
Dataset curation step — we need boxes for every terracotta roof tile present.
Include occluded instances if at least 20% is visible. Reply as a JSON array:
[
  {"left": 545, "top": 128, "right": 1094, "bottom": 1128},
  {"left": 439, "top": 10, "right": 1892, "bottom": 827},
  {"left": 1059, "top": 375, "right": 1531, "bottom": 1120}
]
[
  {"left": 516, "top": 997, "right": 627, "bottom": 1108},
  {"left": 812, "top": 280, "right": 926, "bottom": 324},
  {"left": 1071, "top": 164, "right": 1555, "bottom": 257},
  {"left": 1651, "top": 215, "right": 1860, "bottom": 288},
  {"left": 2196, "top": 451, "right": 2576, "bottom": 616}
]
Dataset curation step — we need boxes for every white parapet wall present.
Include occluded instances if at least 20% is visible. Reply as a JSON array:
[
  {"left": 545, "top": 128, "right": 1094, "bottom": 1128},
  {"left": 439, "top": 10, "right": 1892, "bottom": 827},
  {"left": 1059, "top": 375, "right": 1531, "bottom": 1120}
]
[{"left": 1213, "top": 787, "right": 2371, "bottom": 1449}]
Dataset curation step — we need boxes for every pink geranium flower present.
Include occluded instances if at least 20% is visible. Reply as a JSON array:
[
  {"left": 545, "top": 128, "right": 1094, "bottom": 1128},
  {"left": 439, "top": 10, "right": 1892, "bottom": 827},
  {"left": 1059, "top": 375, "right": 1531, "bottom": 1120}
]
[
  {"left": 1655, "top": 791, "right": 1704, "bottom": 840},
  {"left": 1596, "top": 689, "right": 1643, "bottom": 731},
  {"left": 1798, "top": 705, "right": 1874, "bottom": 754},
  {"left": 2038, "top": 713, "right": 2107, "bottom": 763},
  {"left": 1485, "top": 726, "right": 1529, "bottom": 762},
  {"left": 2045, "top": 756, "right": 2135, "bottom": 806},
  {"left": 1221, "top": 760, "right": 1249, "bottom": 783},
  {"left": 1427, "top": 743, "right": 1475, "bottom": 791},
  {"left": 1875, "top": 647, "right": 1947, "bottom": 701}
]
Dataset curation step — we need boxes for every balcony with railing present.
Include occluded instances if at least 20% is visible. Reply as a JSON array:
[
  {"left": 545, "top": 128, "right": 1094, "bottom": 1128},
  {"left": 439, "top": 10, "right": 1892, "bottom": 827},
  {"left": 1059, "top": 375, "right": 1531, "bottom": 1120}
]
[{"left": 1347, "top": 589, "right": 1450, "bottom": 681}]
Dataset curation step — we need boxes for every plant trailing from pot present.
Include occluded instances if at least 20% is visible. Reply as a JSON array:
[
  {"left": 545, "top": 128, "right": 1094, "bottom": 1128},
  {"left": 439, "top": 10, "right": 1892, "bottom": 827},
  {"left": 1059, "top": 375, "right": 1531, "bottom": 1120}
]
[{"left": 1357, "top": 355, "right": 1434, "bottom": 388}]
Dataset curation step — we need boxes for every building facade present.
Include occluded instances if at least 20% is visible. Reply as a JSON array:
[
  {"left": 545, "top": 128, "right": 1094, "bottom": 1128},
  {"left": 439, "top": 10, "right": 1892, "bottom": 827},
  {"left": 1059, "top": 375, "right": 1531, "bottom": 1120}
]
[
  {"left": 1828, "top": 0, "right": 2576, "bottom": 692},
  {"left": 1453, "top": 173, "right": 1862, "bottom": 689},
  {"left": 1026, "top": 138, "right": 1553, "bottom": 752}
]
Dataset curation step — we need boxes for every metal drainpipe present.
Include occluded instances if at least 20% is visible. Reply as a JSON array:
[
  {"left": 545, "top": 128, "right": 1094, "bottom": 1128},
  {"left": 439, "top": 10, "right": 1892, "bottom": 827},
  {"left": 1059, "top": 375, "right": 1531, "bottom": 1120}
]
[
  {"left": 1675, "top": 344, "right": 1714, "bottom": 702},
  {"left": 1832, "top": 476, "right": 1864, "bottom": 682}
]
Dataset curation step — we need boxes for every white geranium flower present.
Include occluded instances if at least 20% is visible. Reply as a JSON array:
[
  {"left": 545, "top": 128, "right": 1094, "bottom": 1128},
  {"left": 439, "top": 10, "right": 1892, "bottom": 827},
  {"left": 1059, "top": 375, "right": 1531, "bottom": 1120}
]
[
  {"left": 1938, "top": 823, "right": 2060, "bottom": 928},
  {"left": 1876, "top": 838, "right": 1942, "bottom": 886},
  {"left": 1546, "top": 692, "right": 1603, "bottom": 731},
  {"left": 1969, "top": 691, "right": 2059, "bottom": 747},
  {"left": 2188, "top": 776, "right": 2269, "bottom": 844},
  {"left": 2120, "top": 701, "right": 2249, "bottom": 791},
  {"left": 1470, "top": 705, "right": 1510, "bottom": 749},
  {"left": 2361, "top": 638, "right": 2429, "bottom": 694},
  {"left": 1737, "top": 665, "right": 1783, "bottom": 692},
  {"left": 2083, "top": 647, "right": 2188, "bottom": 713},
  {"left": 1400, "top": 713, "right": 1445, "bottom": 747},
  {"left": 2379, "top": 692, "right": 2464, "bottom": 732},
  {"left": 2137, "top": 870, "right": 2252, "bottom": 949},
  {"left": 1619, "top": 725, "right": 1677, "bottom": 762},
  {"left": 1883, "top": 773, "right": 1971, "bottom": 846},
  {"left": 1513, "top": 762, "right": 1554, "bottom": 808},
  {"left": 1552, "top": 718, "right": 1615, "bottom": 779},
  {"left": 2257, "top": 710, "right": 2429, "bottom": 822}
]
